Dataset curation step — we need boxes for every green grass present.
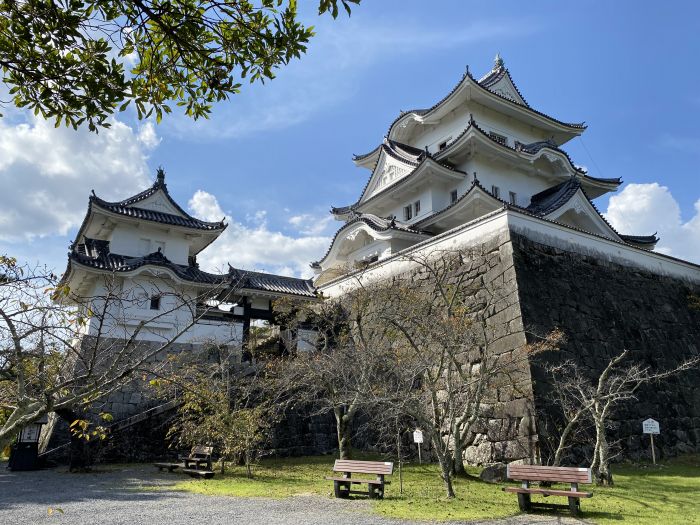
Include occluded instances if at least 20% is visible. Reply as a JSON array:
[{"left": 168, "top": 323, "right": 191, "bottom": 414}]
[{"left": 165, "top": 454, "right": 700, "bottom": 523}]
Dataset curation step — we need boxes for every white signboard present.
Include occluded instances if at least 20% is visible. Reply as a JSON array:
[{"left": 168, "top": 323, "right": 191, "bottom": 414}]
[
  {"left": 20, "top": 424, "right": 41, "bottom": 443},
  {"left": 642, "top": 418, "right": 660, "bottom": 435},
  {"left": 413, "top": 429, "right": 424, "bottom": 444}
]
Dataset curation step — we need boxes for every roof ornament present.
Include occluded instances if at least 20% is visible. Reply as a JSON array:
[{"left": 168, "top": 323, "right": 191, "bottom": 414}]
[
  {"left": 156, "top": 166, "right": 166, "bottom": 185},
  {"left": 494, "top": 53, "right": 504, "bottom": 69},
  {"left": 469, "top": 113, "right": 475, "bottom": 125},
  {"left": 473, "top": 171, "right": 479, "bottom": 184}
]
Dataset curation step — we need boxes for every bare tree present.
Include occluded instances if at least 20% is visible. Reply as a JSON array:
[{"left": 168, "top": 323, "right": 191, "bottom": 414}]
[
  {"left": 544, "top": 349, "right": 700, "bottom": 485},
  {"left": 0, "top": 255, "right": 236, "bottom": 450},
  {"left": 366, "top": 249, "right": 561, "bottom": 497},
  {"left": 273, "top": 287, "right": 397, "bottom": 460}
]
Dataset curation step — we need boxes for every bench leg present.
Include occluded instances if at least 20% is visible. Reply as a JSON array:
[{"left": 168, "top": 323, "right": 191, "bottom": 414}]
[
  {"left": 368, "top": 484, "right": 384, "bottom": 499},
  {"left": 568, "top": 497, "right": 580, "bottom": 516},
  {"left": 334, "top": 480, "right": 350, "bottom": 498},
  {"left": 517, "top": 493, "right": 531, "bottom": 512}
]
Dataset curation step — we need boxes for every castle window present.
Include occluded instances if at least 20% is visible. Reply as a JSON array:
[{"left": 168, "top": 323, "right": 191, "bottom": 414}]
[
  {"left": 450, "top": 190, "right": 458, "bottom": 203},
  {"left": 489, "top": 132, "right": 507, "bottom": 146},
  {"left": 414, "top": 200, "right": 421, "bottom": 216},
  {"left": 509, "top": 191, "right": 517, "bottom": 205},
  {"left": 150, "top": 295, "right": 161, "bottom": 310},
  {"left": 491, "top": 185, "right": 501, "bottom": 199},
  {"left": 403, "top": 205, "right": 412, "bottom": 221}
]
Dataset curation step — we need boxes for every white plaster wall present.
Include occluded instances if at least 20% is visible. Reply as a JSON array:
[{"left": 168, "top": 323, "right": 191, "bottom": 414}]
[
  {"left": 386, "top": 186, "right": 435, "bottom": 223},
  {"left": 406, "top": 101, "right": 550, "bottom": 154},
  {"left": 454, "top": 157, "right": 557, "bottom": 207},
  {"left": 319, "top": 210, "right": 700, "bottom": 297},
  {"left": 109, "top": 224, "right": 190, "bottom": 265},
  {"left": 84, "top": 274, "right": 243, "bottom": 345}
]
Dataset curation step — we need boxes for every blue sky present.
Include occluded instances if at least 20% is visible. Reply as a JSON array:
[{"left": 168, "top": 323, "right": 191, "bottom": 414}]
[{"left": 1, "top": 1, "right": 699, "bottom": 276}]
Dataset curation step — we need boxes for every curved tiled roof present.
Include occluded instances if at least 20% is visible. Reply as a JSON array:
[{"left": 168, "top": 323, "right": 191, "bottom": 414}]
[
  {"left": 335, "top": 144, "right": 466, "bottom": 216},
  {"left": 526, "top": 178, "right": 583, "bottom": 216},
  {"left": 433, "top": 118, "right": 620, "bottom": 187},
  {"left": 619, "top": 234, "right": 659, "bottom": 246},
  {"left": 66, "top": 247, "right": 316, "bottom": 297},
  {"left": 385, "top": 67, "right": 585, "bottom": 141},
  {"left": 311, "top": 212, "right": 431, "bottom": 268},
  {"left": 415, "top": 176, "right": 628, "bottom": 246},
  {"left": 91, "top": 195, "right": 226, "bottom": 231},
  {"left": 89, "top": 170, "right": 226, "bottom": 231},
  {"left": 69, "top": 249, "right": 228, "bottom": 284},
  {"left": 478, "top": 65, "right": 530, "bottom": 107}
]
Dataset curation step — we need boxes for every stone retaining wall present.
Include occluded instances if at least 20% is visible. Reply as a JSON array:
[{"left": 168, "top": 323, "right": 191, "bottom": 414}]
[{"left": 511, "top": 233, "right": 700, "bottom": 462}]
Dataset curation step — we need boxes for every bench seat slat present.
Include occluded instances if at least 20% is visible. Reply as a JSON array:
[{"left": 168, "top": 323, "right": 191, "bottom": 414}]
[
  {"left": 503, "top": 487, "right": 592, "bottom": 498},
  {"left": 510, "top": 474, "right": 590, "bottom": 482},
  {"left": 333, "top": 460, "right": 393, "bottom": 475},
  {"left": 507, "top": 465, "right": 591, "bottom": 484}
]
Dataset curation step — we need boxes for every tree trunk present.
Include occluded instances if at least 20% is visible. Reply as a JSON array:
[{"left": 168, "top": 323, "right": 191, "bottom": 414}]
[
  {"left": 439, "top": 454, "right": 456, "bottom": 498},
  {"left": 335, "top": 409, "right": 352, "bottom": 460},
  {"left": 552, "top": 412, "right": 583, "bottom": 466},
  {"left": 452, "top": 428, "right": 466, "bottom": 476},
  {"left": 590, "top": 416, "right": 614, "bottom": 486}
]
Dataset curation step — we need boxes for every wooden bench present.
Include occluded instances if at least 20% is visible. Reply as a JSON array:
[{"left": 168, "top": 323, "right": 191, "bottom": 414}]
[
  {"left": 181, "top": 445, "right": 213, "bottom": 471},
  {"left": 153, "top": 461, "right": 183, "bottom": 472},
  {"left": 502, "top": 464, "right": 593, "bottom": 515},
  {"left": 181, "top": 467, "right": 215, "bottom": 479},
  {"left": 155, "top": 445, "right": 215, "bottom": 478},
  {"left": 325, "top": 459, "right": 393, "bottom": 499}
]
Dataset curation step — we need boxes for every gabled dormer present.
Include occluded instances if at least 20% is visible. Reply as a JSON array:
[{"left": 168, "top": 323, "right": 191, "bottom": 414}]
[
  {"left": 478, "top": 54, "right": 528, "bottom": 106},
  {"left": 74, "top": 168, "right": 227, "bottom": 264}
]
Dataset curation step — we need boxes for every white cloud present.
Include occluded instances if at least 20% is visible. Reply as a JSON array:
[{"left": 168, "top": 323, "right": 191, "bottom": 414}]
[
  {"left": 288, "top": 213, "right": 334, "bottom": 236},
  {"left": 189, "top": 191, "right": 331, "bottom": 278},
  {"left": 0, "top": 117, "right": 153, "bottom": 242},
  {"left": 164, "top": 16, "right": 540, "bottom": 140},
  {"left": 137, "top": 121, "right": 161, "bottom": 149},
  {"left": 605, "top": 183, "right": 700, "bottom": 263}
]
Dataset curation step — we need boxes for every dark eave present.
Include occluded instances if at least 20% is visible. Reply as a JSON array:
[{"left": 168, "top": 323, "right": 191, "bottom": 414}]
[
  {"left": 90, "top": 195, "right": 226, "bottom": 231},
  {"left": 434, "top": 118, "right": 620, "bottom": 189},
  {"left": 386, "top": 68, "right": 585, "bottom": 141},
  {"left": 415, "top": 176, "right": 630, "bottom": 247},
  {"left": 63, "top": 249, "right": 316, "bottom": 298},
  {"left": 619, "top": 234, "right": 659, "bottom": 246},
  {"left": 526, "top": 178, "right": 583, "bottom": 216},
  {"left": 312, "top": 213, "right": 432, "bottom": 268},
  {"left": 228, "top": 267, "right": 316, "bottom": 298}
]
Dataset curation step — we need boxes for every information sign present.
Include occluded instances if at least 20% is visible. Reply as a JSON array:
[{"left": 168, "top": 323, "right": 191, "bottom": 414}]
[{"left": 642, "top": 418, "right": 660, "bottom": 435}]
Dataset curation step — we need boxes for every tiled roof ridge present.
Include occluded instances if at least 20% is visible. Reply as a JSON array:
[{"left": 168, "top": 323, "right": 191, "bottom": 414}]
[
  {"left": 89, "top": 169, "right": 226, "bottom": 231},
  {"left": 478, "top": 65, "right": 530, "bottom": 107},
  {"left": 526, "top": 178, "right": 583, "bottom": 215},
  {"left": 318, "top": 205, "right": 679, "bottom": 290},
  {"left": 414, "top": 175, "right": 634, "bottom": 248},
  {"left": 90, "top": 195, "right": 227, "bottom": 231},
  {"left": 619, "top": 233, "right": 659, "bottom": 245},
  {"left": 65, "top": 249, "right": 317, "bottom": 297},
  {"left": 311, "top": 212, "right": 432, "bottom": 268},
  {"left": 384, "top": 67, "right": 585, "bottom": 140},
  {"left": 435, "top": 118, "right": 620, "bottom": 186}
]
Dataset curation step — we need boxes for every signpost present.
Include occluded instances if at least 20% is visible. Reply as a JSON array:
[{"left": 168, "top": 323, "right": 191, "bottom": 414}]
[
  {"left": 413, "top": 429, "right": 423, "bottom": 464},
  {"left": 642, "top": 418, "right": 660, "bottom": 464}
]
